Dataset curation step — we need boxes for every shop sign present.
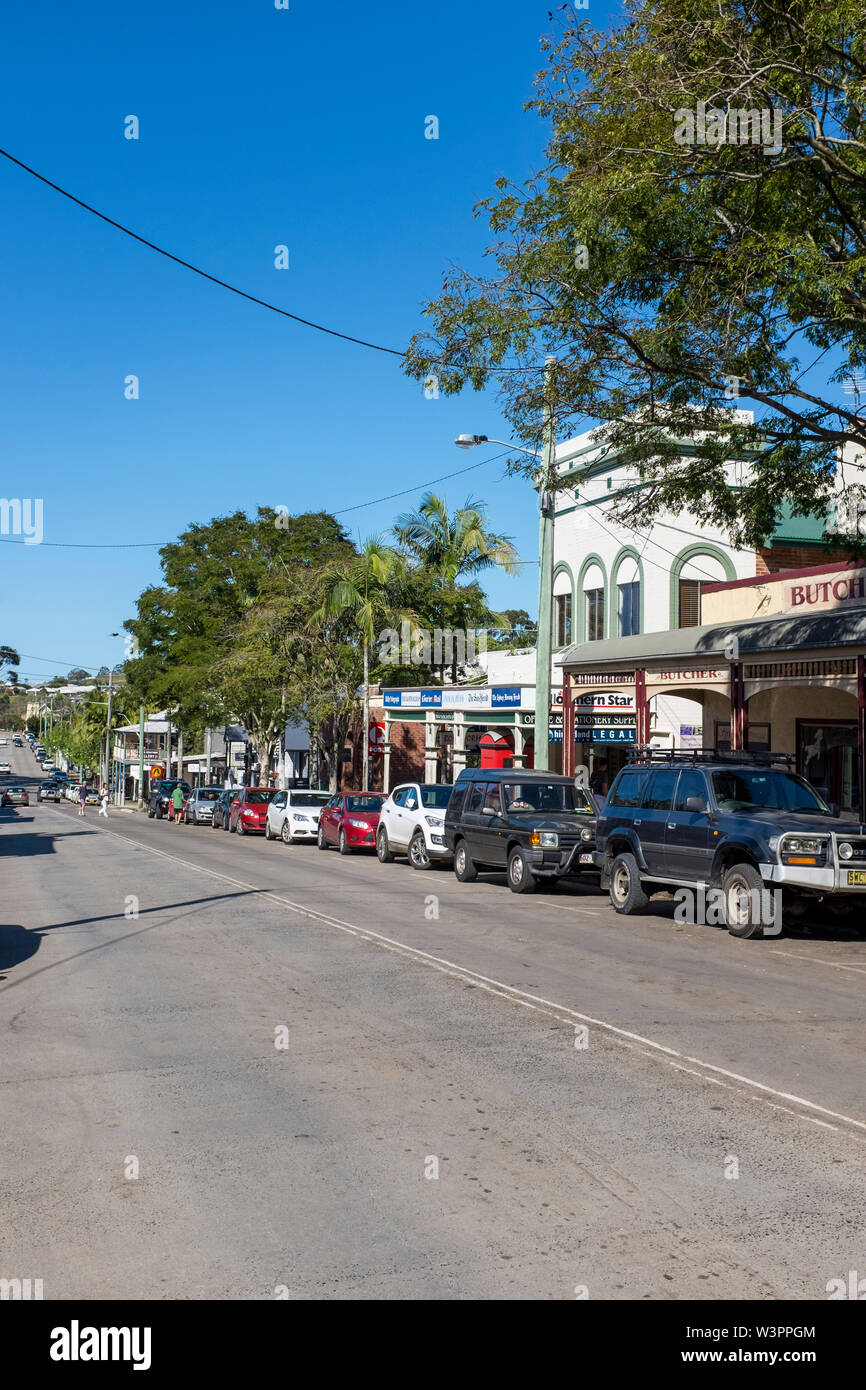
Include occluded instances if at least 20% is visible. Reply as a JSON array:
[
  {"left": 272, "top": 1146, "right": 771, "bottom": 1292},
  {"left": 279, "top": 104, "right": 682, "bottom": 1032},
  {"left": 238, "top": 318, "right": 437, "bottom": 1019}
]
[
  {"left": 573, "top": 691, "right": 635, "bottom": 711},
  {"left": 575, "top": 727, "right": 637, "bottom": 743},
  {"left": 646, "top": 668, "right": 727, "bottom": 683},
  {"left": 680, "top": 724, "right": 703, "bottom": 749},
  {"left": 569, "top": 671, "right": 636, "bottom": 685},
  {"left": 787, "top": 568, "right": 866, "bottom": 613}
]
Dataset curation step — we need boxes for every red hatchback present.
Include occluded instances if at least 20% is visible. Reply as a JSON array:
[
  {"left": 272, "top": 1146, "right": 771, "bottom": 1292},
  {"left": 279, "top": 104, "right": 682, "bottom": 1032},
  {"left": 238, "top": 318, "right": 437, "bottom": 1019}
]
[
  {"left": 317, "top": 792, "right": 385, "bottom": 855},
  {"left": 229, "top": 786, "right": 276, "bottom": 836}
]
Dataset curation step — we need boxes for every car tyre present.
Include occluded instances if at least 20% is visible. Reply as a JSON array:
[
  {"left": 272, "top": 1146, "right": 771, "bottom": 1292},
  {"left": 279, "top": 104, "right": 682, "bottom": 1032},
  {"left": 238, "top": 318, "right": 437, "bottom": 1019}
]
[
  {"left": 507, "top": 847, "right": 538, "bottom": 894},
  {"left": 147, "top": 805, "right": 155, "bottom": 818},
  {"left": 236, "top": 819, "right": 245, "bottom": 836},
  {"left": 339, "top": 828, "right": 352, "bottom": 856},
  {"left": 721, "top": 863, "right": 769, "bottom": 939},
  {"left": 453, "top": 839, "right": 477, "bottom": 883},
  {"left": 409, "top": 831, "right": 432, "bottom": 870},
  {"left": 609, "top": 852, "right": 649, "bottom": 914},
  {"left": 317, "top": 824, "right": 329, "bottom": 851},
  {"left": 264, "top": 819, "right": 273, "bottom": 840},
  {"left": 281, "top": 820, "right": 293, "bottom": 845},
  {"left": 376, "top": 827, "right": 394, "bottom": 863}
]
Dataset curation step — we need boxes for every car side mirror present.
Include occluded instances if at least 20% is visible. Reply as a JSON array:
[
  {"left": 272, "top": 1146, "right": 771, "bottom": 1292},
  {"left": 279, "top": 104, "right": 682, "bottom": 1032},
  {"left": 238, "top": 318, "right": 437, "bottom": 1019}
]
[
  {"left": 684, "top": 796, "right": 707, "bottom": 813},
  {"left": 829, "top": 802, "right": 839, "bottom": 818},
  {"left": 481, "top": 806, "right": 500, "bottom": 818}
]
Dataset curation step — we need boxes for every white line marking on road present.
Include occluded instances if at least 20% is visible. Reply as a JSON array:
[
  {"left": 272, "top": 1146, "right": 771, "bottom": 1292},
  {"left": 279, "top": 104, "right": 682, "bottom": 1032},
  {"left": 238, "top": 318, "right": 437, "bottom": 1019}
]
[
  {"left": 35, "top": 809, "right": 866, "bottom": 1139},
  {"left": 765, "top": 948, "right": 866, "bottom": 976}
]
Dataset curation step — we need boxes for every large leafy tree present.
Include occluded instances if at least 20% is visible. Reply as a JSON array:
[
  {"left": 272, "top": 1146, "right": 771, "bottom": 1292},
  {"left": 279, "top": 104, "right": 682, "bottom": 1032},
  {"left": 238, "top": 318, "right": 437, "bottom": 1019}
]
[
  {"left": 404, "top": 0, "right": 866, "bottom": 548},
  {"left": 124, "top": 509, "right": 354, "bottom": 778}
]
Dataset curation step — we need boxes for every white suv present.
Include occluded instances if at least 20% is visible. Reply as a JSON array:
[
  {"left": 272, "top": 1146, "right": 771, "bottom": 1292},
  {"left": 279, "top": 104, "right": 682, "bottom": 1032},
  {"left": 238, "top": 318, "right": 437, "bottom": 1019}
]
[
  {"left": 376, "top": 782, "right": 453, "bottom": 870},
  {"left": 265, "top": 788, "right": 331, "bottom": 844}
]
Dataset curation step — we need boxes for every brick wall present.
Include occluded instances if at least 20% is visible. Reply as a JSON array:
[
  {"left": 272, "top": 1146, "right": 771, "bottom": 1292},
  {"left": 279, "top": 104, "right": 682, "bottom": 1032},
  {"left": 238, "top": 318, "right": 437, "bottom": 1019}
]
[
  {"left": 339, "top": 708, "right": 425, "bottom": 792},
  {"left": 756, "top": 543, "right": 855, "bottom": 575}
]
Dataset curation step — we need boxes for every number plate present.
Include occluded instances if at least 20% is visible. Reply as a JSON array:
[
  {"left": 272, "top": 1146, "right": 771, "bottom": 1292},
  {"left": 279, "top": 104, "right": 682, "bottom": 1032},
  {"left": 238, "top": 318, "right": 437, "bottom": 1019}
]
[
  {"left": 579, "top": 852, "right": 593, "bottom": 864},
  {"left": 846, "top": 870, "right": 866, "bottom": 886}
]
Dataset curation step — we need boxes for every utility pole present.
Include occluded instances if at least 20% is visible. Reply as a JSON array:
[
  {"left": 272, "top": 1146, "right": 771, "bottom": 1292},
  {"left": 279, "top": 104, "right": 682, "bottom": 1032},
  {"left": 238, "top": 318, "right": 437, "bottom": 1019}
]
[
  {"left": 534, "top": 356, "right": 558, "bottom": 771},
  {"left": 138, "top": 703, "right": 146, "bottom": 809},
  {"left": 205, "top": 726, "right": 212, "bottom": 785},
  {"left": 103, "top": 668, "right": 114, "bottom": 791}
]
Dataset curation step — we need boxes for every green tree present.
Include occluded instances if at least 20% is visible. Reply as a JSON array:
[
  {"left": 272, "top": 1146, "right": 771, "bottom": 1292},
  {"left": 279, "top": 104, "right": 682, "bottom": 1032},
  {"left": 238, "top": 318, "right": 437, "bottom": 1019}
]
[
  {"left": 392, "top": 494, "right": 519, "bottom": 679},
  {"left": 404, "top": 0, "right": 866, "bottom": 549},
  {"left": 315, "top": 538, "right": 410, "bottom": 791}
]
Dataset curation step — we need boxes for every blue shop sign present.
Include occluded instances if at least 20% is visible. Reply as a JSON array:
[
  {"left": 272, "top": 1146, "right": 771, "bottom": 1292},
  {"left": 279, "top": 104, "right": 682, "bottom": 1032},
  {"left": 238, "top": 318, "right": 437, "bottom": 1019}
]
[{"left": 491, "top": 686, "right": 521, "bottom": 708}]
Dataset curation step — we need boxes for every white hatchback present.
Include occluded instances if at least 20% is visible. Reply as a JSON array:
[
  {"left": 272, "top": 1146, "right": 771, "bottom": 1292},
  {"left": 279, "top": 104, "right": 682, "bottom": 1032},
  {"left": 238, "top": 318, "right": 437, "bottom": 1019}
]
[
  {"left": 376, "top": 782, "right": 453, "bottom": 870},
  {"left": 264, "top": 788, "right": 331, "bottom": 844}
]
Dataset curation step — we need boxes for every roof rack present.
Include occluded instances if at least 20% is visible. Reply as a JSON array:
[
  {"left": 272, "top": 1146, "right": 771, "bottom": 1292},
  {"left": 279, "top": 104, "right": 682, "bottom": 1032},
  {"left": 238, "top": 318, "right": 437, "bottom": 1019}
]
[{"left": 626, "top": 747, "right": 796, "bottom": 769}]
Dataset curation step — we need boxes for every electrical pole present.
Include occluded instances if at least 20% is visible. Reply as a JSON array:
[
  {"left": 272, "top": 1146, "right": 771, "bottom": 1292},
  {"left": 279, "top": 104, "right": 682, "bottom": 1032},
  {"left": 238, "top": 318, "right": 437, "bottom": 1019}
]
[
  {"left": 103, "top": 668, "right": 114, "bottom": 791},
  {"left": 138, "top": 703, "right": 146, "bottom": 809},
  {"left": 534, "top": 356, "right": 557, "bottom": 771}
]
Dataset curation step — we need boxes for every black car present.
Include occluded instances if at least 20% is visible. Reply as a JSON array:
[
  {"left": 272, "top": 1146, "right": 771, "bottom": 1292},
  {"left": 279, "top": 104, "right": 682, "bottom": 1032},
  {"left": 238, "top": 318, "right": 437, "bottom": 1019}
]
[
  {"left": 444, "top": 768, "right": 599, "bottom": 894},
  {"left": 211, "top": 789, "right": 237, "bottom": 831},
  {"left": 595, "top": 749, "right": 866, "bottom": 938},
  {"left": 146, "top": 778, "right": 191, "bottom": 819}
]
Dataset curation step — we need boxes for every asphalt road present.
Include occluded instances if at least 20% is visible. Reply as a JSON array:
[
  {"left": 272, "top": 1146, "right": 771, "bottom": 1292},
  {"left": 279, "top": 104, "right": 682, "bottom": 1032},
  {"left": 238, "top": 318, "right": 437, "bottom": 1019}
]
[{"left": 2, "top": 736, "right": 866, "bottom": 1300}]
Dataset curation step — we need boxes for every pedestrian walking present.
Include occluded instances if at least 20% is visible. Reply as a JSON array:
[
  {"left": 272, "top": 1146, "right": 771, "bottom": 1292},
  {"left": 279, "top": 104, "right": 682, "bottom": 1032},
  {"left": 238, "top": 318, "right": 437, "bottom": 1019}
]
[
  {"left": 99, "top": 785, "right": 109, "bottom": 818},
  {"left": 77, "top": 781, "right": 87, "bottom": 817},
  {"left": 589, "top": 758, "right": 609, "bottom": 799},
  {"left": 171, "top": 783, "right": 185, "bottom": 828}
]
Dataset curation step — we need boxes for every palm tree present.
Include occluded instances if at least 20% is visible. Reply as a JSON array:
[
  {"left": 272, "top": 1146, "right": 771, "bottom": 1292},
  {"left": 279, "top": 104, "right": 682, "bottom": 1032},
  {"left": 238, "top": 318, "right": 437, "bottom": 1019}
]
[
  {"left": 392, "top": 493, "right": 519, "bottom": 584},
  {"left": 315, "top": 538, "right": 409, "bottom": 791},
  {"left": 393, "top": 494, "right": 520, "bottom": 679}
]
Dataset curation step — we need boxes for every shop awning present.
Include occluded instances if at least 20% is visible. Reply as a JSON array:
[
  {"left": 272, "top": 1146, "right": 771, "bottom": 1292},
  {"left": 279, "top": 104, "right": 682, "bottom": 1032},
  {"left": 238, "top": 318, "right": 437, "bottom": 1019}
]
[{"left": 558, "top": 608, "right": 866, "bottom": 670}]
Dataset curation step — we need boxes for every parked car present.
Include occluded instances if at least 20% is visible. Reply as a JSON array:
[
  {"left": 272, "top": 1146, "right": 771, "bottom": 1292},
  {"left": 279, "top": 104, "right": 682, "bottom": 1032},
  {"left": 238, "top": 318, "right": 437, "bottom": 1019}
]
[
  {"left": 147, "top": 778, "right": 191, "bottom": 819},
  {"left": 0, "top": 762, "right": 11, "bottom": 775},
  {"left": 444, "top": 768, "right": 599, "bottom": 894},
  {"left": 376, "top": 782, "right": 454, "bottom": 869},
  {"left": 212, "top": 789, "right": 236, "bottom": 831},
  {"left": 184, "top": 786, "right": 224, "bottom": 825},
  {"left": 594, "top": 749, "right": 866, "bottom": 938},
  {"left": 2, "top": 786, "right": 29, "bottom": 806},
  {"left": 317, "top": 792, "right": 386, "bottom": 854},
  {"left": 229, "top": 786, "right": 276, "bottom": 835},
  {"left": 65, "top": 782, "right": 81, "bottom": 801},
  {"left": 85, "top": 786, "right": 101, "bottom": 806},
  {"left": 265, "top": 788, "right": 330, "bottom": 843},
  {"left": 39, "top": 780, "right": 62, "bottom": 802}
]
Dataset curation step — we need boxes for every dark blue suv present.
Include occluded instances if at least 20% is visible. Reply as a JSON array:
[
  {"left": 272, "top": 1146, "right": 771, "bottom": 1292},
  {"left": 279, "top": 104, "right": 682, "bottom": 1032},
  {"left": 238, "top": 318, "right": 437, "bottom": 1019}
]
[{"left": 594, "top": 751, "right": 866, "bottom": 938}]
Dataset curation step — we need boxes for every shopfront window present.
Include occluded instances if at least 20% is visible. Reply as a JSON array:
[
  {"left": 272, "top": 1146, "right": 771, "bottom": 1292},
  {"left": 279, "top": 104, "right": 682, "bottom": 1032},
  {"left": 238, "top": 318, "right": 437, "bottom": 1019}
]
[
  {"left": 585, "top": 588, "right": 605, "bottom": 641},
  {"left": 798, "top": 721, "right": 859, "bottom": 813},
  {"left": 618, "top": 581, "right": 640, "bottom": 637}
]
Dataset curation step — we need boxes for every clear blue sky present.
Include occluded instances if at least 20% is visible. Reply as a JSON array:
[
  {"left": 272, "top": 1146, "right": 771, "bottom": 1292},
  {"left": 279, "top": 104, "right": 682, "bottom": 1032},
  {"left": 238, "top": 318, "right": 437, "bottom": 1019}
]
[{"left": 3, "top": 0, "right": 613, "bottom": 683}]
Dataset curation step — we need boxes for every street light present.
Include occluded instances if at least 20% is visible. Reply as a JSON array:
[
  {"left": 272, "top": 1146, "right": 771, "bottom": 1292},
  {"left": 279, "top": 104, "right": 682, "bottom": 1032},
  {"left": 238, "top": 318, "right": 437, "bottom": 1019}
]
[{"left": 454, "top": 360, "right": 558, "bottom": 769}]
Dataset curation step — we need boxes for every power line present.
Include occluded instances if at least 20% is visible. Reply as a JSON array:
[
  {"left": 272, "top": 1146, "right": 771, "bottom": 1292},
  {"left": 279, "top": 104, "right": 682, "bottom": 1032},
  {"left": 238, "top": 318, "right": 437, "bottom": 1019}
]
[
  {"left": 0, "top": 451, "right": 516, "bottom": 548},
  {"left": 0, "top": 146, "right": 542, "bottom": 375}
]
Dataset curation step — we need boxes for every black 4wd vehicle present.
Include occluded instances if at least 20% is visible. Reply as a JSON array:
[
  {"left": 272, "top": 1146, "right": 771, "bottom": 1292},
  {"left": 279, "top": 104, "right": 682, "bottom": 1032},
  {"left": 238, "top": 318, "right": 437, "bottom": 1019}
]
[
  {"left": 595, "top": 750, "right": 866, "bottom": 938},
  {"left": 147, "top": 778, "right": 191, "bottom": 819},
  {"left": 444, "top": 768, "right": 599, "bottom": 894}
]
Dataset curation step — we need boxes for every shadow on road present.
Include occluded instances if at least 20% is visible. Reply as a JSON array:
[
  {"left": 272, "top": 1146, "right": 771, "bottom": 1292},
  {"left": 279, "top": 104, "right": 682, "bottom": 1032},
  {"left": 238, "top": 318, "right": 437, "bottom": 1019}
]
[{"left": 0, "top": 889, "right": 261, "bottom": 986}]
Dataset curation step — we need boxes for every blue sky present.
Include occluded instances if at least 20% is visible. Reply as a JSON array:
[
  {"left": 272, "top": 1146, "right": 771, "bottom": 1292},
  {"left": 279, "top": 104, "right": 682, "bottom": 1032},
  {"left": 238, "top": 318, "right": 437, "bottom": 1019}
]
[{"left": 1, "top": 0, "right": 612, "bottom": 684}]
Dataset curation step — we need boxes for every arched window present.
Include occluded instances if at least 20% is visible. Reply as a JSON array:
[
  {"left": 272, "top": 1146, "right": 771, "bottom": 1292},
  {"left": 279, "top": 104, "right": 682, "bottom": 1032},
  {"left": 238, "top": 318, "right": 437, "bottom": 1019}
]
[
  {"left": 579, "top": 558, "right": 606, "bottom": 642},
  {"left": 553, "top": 564, "right": 575, "bottom": 648},
  {"left": 669, "top": 545, "right": 736, "bottom": 628},
  {"left": 610, "top": 548, "right": 644, "bottom": 638}
]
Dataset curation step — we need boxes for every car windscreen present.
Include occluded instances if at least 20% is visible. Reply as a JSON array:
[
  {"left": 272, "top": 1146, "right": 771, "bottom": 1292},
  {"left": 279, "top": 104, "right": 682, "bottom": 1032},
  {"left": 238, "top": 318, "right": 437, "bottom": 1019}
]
[
  {"left": 245, "top": 789, "right": 275, "bottom": 804},
  {"left": 711, "top": 770, "right": 831, "bottom": 814},
  {"left": 501, "top": 782, "right": 595, "bottom": 814},
  {"left": 420, "top": 786, "right": 453, "bottom": 809},
  {"left": 346, "top": 795, "right": 385, "bottom": 812},
  {"left": 289, "top": 792, "right": 330, "bottom": 807},
  {"left": 196, "top": 789, "right": 221, "bottom": 801}
]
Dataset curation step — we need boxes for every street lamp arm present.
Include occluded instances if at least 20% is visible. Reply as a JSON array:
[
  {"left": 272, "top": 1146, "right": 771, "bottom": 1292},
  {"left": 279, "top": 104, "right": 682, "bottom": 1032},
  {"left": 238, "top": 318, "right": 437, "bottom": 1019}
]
[{"left": 454, "top": 433, "right": 542, "bottom": 459}]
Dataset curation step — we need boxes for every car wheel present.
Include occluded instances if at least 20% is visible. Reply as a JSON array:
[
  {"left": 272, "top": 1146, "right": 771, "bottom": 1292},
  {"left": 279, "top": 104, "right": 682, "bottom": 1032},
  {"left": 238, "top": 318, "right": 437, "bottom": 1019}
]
[
  {"left": 156, "top": 804, "right": 163, "bottom": 820},
  {"left": 721, "top": 863, "right": 769, "bottom": 939},
  {"left": 453, "top": 839, "right": 477, "bottom": 883},
  {"left": 409, "top": 831, "right": 431, "bottom": 870},
  {"left": 281, "top": 820, "right": 293, "bottom": 845},
  {"left": 223, "top": 816, "right": 230, "bottom": 831},
  {"left": 264, "top": 819, "right": 273, "bottom": 840},
  {"left": 376, "top": 827, "right": 393, "bottom": 863},
  {"left": 147, "top": 806, "right": 155, "bottom": 818},
  {"left": 236, "top": 819, "right": 245, "bottom": 836},
  {"left": 609, "top": 852, "right": 649, "bottom": 914},
  {"left": 339, "top": 828, "right": 352, "bottom": 855},
  {"left": 507, "top": 847, "right": 537, "bottom": 894},
  {"left": 317, "top": 824, "right": 329, "bottom": 850}
]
